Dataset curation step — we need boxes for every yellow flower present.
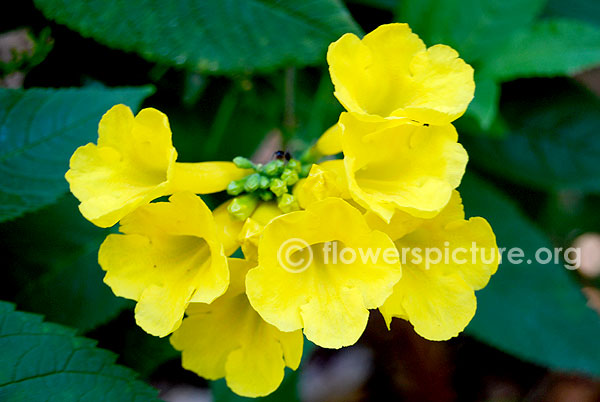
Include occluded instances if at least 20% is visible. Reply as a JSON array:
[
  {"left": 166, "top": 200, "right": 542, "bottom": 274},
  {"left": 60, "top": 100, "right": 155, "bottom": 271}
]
[
  {"left": 340, "top": 112, "right": 468, "bottom": 222},
  {"left": 246, "top": 197, "right": 401, "bottom": 349},
  {"left": 65, "top": 104, "right": 249, "bottom": 227},
  {"left": 170, "top": 258, "right": 303, "bottom": 398},
  {"left": 372, "top": 191, "right": 499, "bottom": 341},
  {"left": 328, "top": 23, "right": 474, "bottom": 125},
  {"left": 98, "top": 192, "right": 229, "bottom": 337}
]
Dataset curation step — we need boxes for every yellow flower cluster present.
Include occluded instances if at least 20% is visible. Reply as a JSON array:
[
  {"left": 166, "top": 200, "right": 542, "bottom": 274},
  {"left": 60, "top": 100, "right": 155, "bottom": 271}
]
[{"left": 65, "top": 23, "right": 498, "bottom": 397}]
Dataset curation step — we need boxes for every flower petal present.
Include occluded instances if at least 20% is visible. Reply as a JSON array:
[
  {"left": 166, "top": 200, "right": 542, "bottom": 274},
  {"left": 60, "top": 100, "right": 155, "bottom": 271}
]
[
  {"left": 99, "top": 192, "right": 229, "bottom": 337},
  {"left": 380, "top": 265, "right": 476, "bottom": 341},
  {"left": 169, "top": 162, "right": 251, "bottom": 194},
  {"left": 328, "top": 24, "right": 425, "bottom": 118},
  {"left": 66, "top": 105, "right": 177, "bottom": 227},
  {"left": 341, "top": 112, "right": 468, "bottom": 221},
  {"left": 246, "top": 198, "right": 401, "bottom": 348},
  {"left": 379, "top": 191, "right": 498, "bottom": 340},
  {"left": 327, "top": 23, "right": 473, "bottom": 124},
  {"left": 170, "top": 259, "right": 303, "bottom": 397},
  {"left": 393, "top": 45, "right": 475, "bottom": 125},
  {"left": 213, "top": 200, "right": 245, "bottom": 256},
  {"left": 315, "top": 123, "right": 342, "bottom": 156}
]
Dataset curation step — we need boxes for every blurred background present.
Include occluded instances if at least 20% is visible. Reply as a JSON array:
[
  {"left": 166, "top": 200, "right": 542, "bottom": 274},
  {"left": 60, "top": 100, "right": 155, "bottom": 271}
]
[{"left": 1, "top": 0, "right": 600, "bottom": 401}]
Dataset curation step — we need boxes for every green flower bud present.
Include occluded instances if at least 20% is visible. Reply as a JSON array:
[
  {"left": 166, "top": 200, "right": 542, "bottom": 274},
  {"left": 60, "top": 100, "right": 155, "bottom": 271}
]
[
  {"left": 277, "top": 193, "right": 300, "bottom": 213},
  {"left": 259, "top": 175, "right": 271, "bottom": 189},
  {"left": 233, "top": 156, "right": 255, "bottom": 170},
  {"left": 287, "top": 159, "right": 301, "bottom": 173},
  {"left": 281, "top": 169, "right": 299, "bottom": 186},
  {"left": 259, "top": 190, "right": 274, "bottom": 201},
  {"left": 226, "top": 178, "right": 246, "bottom": 196},
  {"left": 264, "top": 159, "right": 285, "bottom": 176},
  {"left": 244, "top": 173, "right": 261, "bottom": 192},
  {"left": 269, "top": 178, "right": 288, "bottom": 197},
  {"left": 227, "top": 194, "right": 259, "bottom": 220}
]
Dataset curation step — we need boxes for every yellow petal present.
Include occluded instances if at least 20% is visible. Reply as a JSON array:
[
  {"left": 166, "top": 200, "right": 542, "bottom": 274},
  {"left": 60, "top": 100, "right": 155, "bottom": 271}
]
[
  {"left": 392, "top": 45, "right": 475, "bottom": 125},
  {"left": 99, "top": 192, "right": 229, "bottom": 337},
  {"left": 379, "top": 191, "right": 498, "bottom": 340},
  {"left": 295, "top": 164, "right": 345, "bottom": 209},
  {"left": 246, "top": 198, "right": 401, "bottom": 348},
  {"left": 170, "top": 259, "right": 303, "bottom": 398},
  {"left": 327, "top": 23, "right": 474, "bottom": 124},
  {"left": 238, "top": 202, "right": 282, "bottom": 262},
  {"left": 213, "top": 200, "right": 244, "bottom": 256},
  {"left": 169, "top": 162, "right": 251, "bottom": 194},
  {"left": 403, "top": 191, "right": 499, "bottom": 290},
  {"left": 340, "top": 112, "right": 468, "bottom": 221},
  {"left": 364, "top": 209, "right": 425, "bottom": 241},
  {"left": 315, "top": 123, "right": 342, "bottom": 156},
  {"left": 66, "top": 105, "right": 176, "bottom": 227},
  {"left": 380, "top": 265, "right": 476, "bottom": 341}
]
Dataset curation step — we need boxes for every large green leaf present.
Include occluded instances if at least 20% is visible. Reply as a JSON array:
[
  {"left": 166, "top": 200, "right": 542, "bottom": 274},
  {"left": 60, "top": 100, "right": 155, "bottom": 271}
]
[
  {"left": 461, "top": 174, "right": 600, "bottom": 377},
  {"left": 398, "top": 0, "right": 546, "bottom": 63},
  {"left": 545, "top": 0, "right": 600, "bottom": 28},
  {"left": 463, "top": 74, "right": 500, "bottom": 131},
  {"left": 0, "top": 301, "right": 159, "bottom": 401},
  {"left": 0, "top": 195, "right": 131, "bottom": 332},
  {"left": 481, "top": 19, "right": 600, "bottom": 81},
  {"left": 33, "top": 0, "right": 360, "bottom": 74},
  {"left": 463, "top": 80, "right": 600, "bottom": 193},
  {"left": 0, "top": 86, "right": 154, "bottom": 222}
]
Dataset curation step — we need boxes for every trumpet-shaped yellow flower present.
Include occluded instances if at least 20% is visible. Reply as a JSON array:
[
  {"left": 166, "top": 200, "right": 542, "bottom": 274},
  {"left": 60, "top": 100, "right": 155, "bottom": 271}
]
[
  {"left": 340, "top": 112, "right": 468, "bottom": 222},
  {"left": 66, "top": 104, "right": 249, "bottom": 227},
  {"left": 328, "top": 23, "right": 474, "bottom": 125},
  {"left": 171, "top": 258, "right": 303, "bottom": 398},
  {"left": 375, "top": 191, "right": 499, "bottom": 341},
  {"left": 98, "top": 192, "right": 229, "bottom": 337},
  {"left": 246, "top": 198, "right": 401, "bottom": 349}
]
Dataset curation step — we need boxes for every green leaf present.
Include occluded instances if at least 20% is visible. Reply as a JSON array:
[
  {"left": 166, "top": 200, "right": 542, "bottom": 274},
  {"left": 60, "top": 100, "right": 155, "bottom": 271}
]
[
  {"left": 0, "top": 195, "right": 130, "bottom": 332},
  {"left": 0, "top": 301, "right": 160, "bottom": 401},
  {"left": 397, "top": 0, "right": 546, "bottom": 63},
  {"left": 33, "top": 0, "right": 360, "bottom": 74},
  {"left": 545, "top": 0, "right": 600, "bottom": 28},
  {"left": 463, "top": 80, "right": 600, "bottom": 193},
  {"left": 461, "top": 174, "right": 600, "bottom": 377},
  {"left": 463, "top": 74, "right": 500, "bottom": 131},
  {"left": 0, "top": 86, "right": 154, "bottom": 222},
  {"left": 347, "top": 0, "right": 399, "bottom": 10},
  {"left": 120, "top": 326, "right": 180, "bottom": 378},
  {"left": 481, "top": 19, "right": 600, "bottom": 81}
]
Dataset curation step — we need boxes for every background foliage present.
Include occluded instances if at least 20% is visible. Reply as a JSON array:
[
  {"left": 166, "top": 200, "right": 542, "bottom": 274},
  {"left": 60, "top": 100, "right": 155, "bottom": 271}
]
[{"left": 1, "top": 0, "right": 600, "bottom": 400}]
